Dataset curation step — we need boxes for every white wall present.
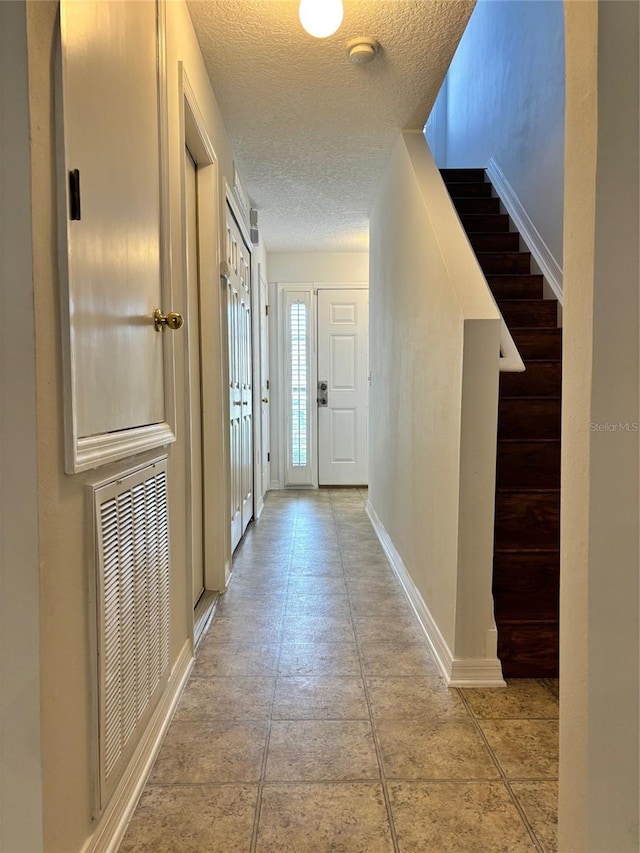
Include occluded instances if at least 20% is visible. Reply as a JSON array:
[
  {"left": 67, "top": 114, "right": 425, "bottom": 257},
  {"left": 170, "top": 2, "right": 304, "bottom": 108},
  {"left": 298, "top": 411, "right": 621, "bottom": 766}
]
[
  {"left": 267, "top": 252, "right": 368, "bottom": 489},
  {"left": 0, "top": 3, "right": 43, "bottom": 851},
  {"left": 368, "top": 131, "right": 503, "bottom": 685},
  {"left": 560, "top": 2, "right": 639, "bottom": 849},
  {"left": 434, "top": 0, "right": 565, "bottom": 271}
]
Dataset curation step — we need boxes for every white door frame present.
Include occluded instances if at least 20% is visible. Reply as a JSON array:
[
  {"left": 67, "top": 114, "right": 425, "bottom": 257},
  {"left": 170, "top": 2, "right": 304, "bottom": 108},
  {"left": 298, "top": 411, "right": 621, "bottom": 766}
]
[
  {"left": 179, "top": 65, "right": 227, "bottom": 641},
  {"left": 275, "top": 282, "right": 368, "bottom": 489}
]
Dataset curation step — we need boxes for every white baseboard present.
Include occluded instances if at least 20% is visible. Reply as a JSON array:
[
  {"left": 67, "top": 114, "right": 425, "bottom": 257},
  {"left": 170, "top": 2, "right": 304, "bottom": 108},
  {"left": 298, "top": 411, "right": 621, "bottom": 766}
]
[
  {"left": 366, "top": 502, "right": 505, "bottom": 688},
  {"left": 486, "top": 157, "right": 563, "bottom": 304},
  {"left": 82, "top": 640, "right": 194, "bottom": 853},
  {"left": 255, "top": 494, "right": 265, "bottom": 520}
]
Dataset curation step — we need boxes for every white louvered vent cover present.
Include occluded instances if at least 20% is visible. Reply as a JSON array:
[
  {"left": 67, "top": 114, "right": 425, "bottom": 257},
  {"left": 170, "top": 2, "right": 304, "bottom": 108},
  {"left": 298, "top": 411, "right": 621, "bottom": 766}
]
[{"left": 93, "top": 458, "right": 170, "bottom": 811}]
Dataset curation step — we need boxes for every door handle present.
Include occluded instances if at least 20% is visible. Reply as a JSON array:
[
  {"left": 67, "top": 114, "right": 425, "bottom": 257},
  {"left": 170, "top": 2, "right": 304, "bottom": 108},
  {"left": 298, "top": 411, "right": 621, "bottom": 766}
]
[
  {"left": 242, "top": 401, "right": 248, "bottom": 406},
  {"left": 317, "top": 379, "right": 328, "bottom": 407},
  {"left": 154, "top": 308, "right": 184, "bottom": 331},
  {"left": 233, "top": 401, "right": 242, "bottom": 406}
]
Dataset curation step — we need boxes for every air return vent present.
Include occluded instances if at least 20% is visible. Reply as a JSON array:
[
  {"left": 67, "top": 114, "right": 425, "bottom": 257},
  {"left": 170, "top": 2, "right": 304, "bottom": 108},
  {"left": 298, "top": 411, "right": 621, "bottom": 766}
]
[{"left": 92, "top": 457, "right": 170, "bottom": 811}]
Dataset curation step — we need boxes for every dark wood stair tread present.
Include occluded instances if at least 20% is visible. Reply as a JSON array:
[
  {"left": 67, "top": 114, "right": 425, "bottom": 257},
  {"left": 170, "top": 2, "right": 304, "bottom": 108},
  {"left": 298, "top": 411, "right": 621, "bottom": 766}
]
[
  {"left": 468, "top": 232, "right": 520, "bottom": 252},
  {"left": 498, "top": 299, "right": 557, "bottom": 329},
  {"left": 440, "top": 168, "right": 486, "bottom": 182},
  {"left": 496, "top": 440, "right": 561, "bottom": 489},
  {"left": 500, "top": 362, "right": 562, "bottom": 398},
  {"left": 446, "top": 182, "right": 493, "bottom": 198},
  {"left": 510, "top": 328, "right": 562, "bottom": 361},
  {"left": 498, "top": 398, "right": 561, "bottom": 440},
  {"left": 453, "top": 197, "right": 501, "bottom": 214},
  {"left": 460, "top": 213, "right": 510, "bottom": 233},
  {"left": 477, "top": 252, "right": 531, "bottom": 274}
]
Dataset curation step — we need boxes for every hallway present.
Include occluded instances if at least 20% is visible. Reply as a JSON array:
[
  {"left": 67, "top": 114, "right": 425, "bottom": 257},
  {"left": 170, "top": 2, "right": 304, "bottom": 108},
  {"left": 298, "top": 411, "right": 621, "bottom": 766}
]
[{"left": 120, "top": 489, "right": 558, "bottom": 852}]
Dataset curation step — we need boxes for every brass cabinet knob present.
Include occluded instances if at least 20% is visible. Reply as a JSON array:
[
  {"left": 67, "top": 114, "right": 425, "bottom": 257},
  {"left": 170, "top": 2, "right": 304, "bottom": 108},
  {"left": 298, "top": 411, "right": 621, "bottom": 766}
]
[{"left": 154, "top": 308, "right": 184, "bottom": 332}]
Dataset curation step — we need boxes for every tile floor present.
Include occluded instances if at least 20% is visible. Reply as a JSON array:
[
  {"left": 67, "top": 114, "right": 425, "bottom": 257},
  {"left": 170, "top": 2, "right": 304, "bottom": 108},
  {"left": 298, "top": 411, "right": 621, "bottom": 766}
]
[{"left": 120, "top": 488, "right": 559, "bottom": 853}]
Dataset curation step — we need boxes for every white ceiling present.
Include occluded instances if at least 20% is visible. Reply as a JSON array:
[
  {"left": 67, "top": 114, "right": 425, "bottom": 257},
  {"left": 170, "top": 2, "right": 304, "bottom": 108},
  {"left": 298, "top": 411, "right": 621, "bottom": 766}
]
[{"left": 187, "top": 0, "right": 475, "bottom": 252}]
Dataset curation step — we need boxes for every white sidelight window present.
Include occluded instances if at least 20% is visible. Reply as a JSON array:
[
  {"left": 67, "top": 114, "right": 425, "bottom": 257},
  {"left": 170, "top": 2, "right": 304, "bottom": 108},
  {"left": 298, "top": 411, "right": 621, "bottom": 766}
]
[{"left": 284, "top": 290, "right": 314, "bottom": 485}]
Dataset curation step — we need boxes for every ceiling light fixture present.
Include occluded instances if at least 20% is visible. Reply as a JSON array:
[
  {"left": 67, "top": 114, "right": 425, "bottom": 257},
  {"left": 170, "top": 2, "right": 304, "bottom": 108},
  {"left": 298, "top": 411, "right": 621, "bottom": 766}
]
[
  {"left": 299, "top": 0, "right": 343, "bottom": 39},
  {"left": 346, "top": 37, "right": 381, "bottom": 64}
]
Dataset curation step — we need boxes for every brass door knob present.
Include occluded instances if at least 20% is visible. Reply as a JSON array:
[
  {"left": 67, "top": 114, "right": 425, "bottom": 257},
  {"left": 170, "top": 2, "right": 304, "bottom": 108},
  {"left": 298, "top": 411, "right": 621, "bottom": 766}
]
[
  {"left": 154, "top": 308, "right": 184, "bottom": 331},
  {"left": 262, "top": 397, "right": 269, "bottom": 403}
]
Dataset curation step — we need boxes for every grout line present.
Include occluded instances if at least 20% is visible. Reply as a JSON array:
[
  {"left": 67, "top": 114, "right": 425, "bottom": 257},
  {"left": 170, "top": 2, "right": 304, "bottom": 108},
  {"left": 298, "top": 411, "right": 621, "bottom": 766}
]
[
  {"left": 249, "top": 492, "right": 297, "bottom": 853},
  {"left": 456, "top": 689, "right": 544, "bottom": 851},
  {"left": 329, "top": 490, "right": 401, "bottom": 853}
]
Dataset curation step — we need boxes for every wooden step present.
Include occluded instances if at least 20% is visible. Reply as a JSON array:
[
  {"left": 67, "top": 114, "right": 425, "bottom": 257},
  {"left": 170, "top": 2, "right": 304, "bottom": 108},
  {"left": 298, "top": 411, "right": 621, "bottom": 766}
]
[
  {"left": 499, "top": 299, "right": 557, "bottom": 328},
  {"left": 487, "top": 275, "right": 544, "bottom": 300},
  {"left": 497, "top": 620, "right": 559, "bottom": 677},
  {"left": 453, "top": 197, "right": 501, "bottom": 215},
  {"left": 446, "top": 182, "right": 492, "bottom": 198},
  {"left": 494, "top": 490, "right": 560, "bottom": 550},
  {"left": 440, "top": 168, "right": 485, "bottom": 183},
  {"left": 498, "top": 398, "right": 561, "bottom": 439},
  {"left": 500, "top": 362, "right": 562, "bottom": 398},
  {"left": 493, "top": 550, "right": 560, "bottom": 620},
  {"left": 496, "top": 440, "right": 561, "bottom": 489},
  {"left": 510, "top": 328, "right": 562, "bottom": 361},
  {"left": 460, "top": 213, "right": 510, "bottom": 233},
  {"left": 468, "top": 232, "right": 520, "bottom": 252},
  {"left": 477, "top": 252, "right": 531, "bottom": 275}
]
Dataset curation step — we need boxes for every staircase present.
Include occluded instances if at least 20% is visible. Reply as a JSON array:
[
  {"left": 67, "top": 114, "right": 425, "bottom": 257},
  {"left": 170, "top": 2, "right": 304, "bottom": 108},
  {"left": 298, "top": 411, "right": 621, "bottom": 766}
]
[{"left": 441, "top": 168, "right": 560, "bottom": 678}]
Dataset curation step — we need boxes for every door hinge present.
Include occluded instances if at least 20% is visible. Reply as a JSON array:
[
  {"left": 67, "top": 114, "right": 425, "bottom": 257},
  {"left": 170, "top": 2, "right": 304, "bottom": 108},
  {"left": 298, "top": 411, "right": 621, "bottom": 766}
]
[
  {"left": 265, "top": 304, "right": 270, "bottom": 316},
  {"left": 266, "top": 379, "right": 270, "bottom": 390},
  {"left": 267, "top": 452, "right": 270, "bottom": 462}
]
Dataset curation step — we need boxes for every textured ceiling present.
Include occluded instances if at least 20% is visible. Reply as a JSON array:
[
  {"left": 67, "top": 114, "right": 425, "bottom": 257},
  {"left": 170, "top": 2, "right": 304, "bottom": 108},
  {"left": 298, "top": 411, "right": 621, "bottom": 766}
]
[{"left": 187, "top": 0, "right": 475, "bottom": 252}]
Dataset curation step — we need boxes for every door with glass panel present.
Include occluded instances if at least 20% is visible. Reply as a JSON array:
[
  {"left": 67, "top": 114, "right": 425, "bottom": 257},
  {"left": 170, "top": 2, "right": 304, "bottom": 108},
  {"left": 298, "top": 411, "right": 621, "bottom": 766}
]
[
  {"left": 317, "top": 288, "right": 369, "bottom": 485},
  {"left": 226, "top": 207, "right": 253, "bottom": 551}
]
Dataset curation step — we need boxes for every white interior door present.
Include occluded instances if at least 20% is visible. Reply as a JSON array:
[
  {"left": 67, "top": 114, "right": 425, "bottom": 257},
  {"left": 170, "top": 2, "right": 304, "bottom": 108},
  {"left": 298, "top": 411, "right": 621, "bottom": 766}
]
[
  {"left": 317, "top": 289, "right": 369, "bottom": 486},
  {"left": 184, "top": 147, "right": 204, "bottom": 607},
  {"left": 259, "top": 274, "right": 270, "bottom": 497},
  {"left": 59, "top": 0, "right": 174, "bottom": 472},
  {"left": 226, "top": 207, "right": 253, "bottom": 551}
]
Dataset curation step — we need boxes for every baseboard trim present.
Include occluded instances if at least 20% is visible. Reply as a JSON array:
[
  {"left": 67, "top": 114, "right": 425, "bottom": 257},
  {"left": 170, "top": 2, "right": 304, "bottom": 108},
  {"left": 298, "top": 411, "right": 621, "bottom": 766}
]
[
  {"left": 486, "top": 157, "right": 563, "bottom": 304},
  {"left": 255, "top": 495, "right": 265, "bottom": 520},
  {"left": 82, "top": 640, "right": 194, "bottom": 853},
  {"left": 366, "top": 502, "right": 505, "bottom": 688}
]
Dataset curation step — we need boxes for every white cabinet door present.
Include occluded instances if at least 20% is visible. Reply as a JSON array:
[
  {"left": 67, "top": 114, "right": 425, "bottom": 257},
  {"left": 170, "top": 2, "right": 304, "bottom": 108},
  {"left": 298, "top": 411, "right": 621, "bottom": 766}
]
[
  {"left": 226, "top": 208, "right": 253, "bottom": 551},
  {"left": 317, "top": 289, "right": 369, "bottom": 486},
  {"left": 59, "top": 0, "right": 174, "bottom": 471}
]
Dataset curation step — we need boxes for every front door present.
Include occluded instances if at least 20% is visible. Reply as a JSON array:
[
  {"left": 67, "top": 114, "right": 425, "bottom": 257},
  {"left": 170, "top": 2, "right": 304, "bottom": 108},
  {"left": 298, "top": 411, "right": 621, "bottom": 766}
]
[
  {"left": 226, "top": 207, "right": 253, "bottom": 550},
  {"left": 317, "top": 289, "right": 369, "bottom": 486}
]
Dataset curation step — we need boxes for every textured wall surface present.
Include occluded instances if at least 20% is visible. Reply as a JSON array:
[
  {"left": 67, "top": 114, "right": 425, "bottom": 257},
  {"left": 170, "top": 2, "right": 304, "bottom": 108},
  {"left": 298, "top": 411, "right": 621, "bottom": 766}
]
[
  {"left": 434, "top": 0, "right": 565, "bottom": 267},
  {"left": 187, "top": 0, "right": 475, "bottom": 251}
]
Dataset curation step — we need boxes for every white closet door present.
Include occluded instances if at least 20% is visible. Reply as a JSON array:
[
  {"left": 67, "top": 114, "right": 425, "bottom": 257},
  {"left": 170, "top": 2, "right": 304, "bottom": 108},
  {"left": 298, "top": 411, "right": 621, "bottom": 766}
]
[
  {"left": 59, "top": 0, "right": 171, "bottom": 469},
  {"left": 227, "top": 208, "right": 253, "bottom": 551},
  {"left": 317, "top": 289, "right": 369, "bottom": 486}
]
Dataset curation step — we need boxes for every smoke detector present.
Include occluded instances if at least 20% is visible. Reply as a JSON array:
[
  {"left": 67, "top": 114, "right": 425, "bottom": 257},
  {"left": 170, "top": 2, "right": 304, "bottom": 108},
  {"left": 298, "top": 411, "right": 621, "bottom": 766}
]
[{"left": 346, "top": 37, "right": 381, "bottom": 65}]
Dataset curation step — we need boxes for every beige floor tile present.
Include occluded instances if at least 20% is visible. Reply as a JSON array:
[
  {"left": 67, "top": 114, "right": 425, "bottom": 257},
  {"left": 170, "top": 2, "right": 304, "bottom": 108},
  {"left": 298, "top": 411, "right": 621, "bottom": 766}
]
[
  {"left": 265, "top": 720, "right": 380, "bottom": 781},
  {"left": 287, "top": 575, "right": 348, "bottom": 595},
  {"left": 462, "top": 679, "right": 559, "bottom": 719},
  {"left": 366, "top": 677, "right": 468, "bottom": 721},
  {"left": 354, "top": 616, "right": 424, "bottom": 645},
  {"left": 173, "top": 676, "right": 275, "bottom": 721},
  {"left": 511, "top": 781, "right": 558, "bottom": 852},
  {"left": 215, "top": 596, "right": 285, "bottom": 619},
  {"left": 346, "top": 576, "right": 403, "bottom": 596},
  {"left": 256, "top": 783, "right": 393, "bottom": 853},
  {"left": 273, "top": 676, "right": 369, "bottom": 719},
  {"left": 375, "top": 718, "right": 499, "bottom": 780},
  {"left": 150, "top": 720, "right": 267, "bottom": 784},
  {"left": 206, "top": 615, "right": 283, "bottom": 643},
  {"left": 194, "top": 642, "right": 279, "bottom": 677},
  {"left": 288, "top": 562, "right": 345, "bottom": 578},
  {"left": 388, "top": 782, "right": 536, "bottom": 852},
  {"left": 119, "top": 785, "right": 257, "bottom": 853},
  {"left": 359, "top": 641, "right": 440, "bottom": 677},
  {"left": 285, "top": 593, "right": 351, "bottom": 618},
  {"left": 278, "top": 642, "right": 361, "bottom": 676},
  {"left": 480, "top": 720, "right": 559, "bottom": 779},
  {"left": 283, "top": 613, "right": 356, "bottom": 644},
  {"left": 349, "top": 594, "right": 413, "bottom": 618}
]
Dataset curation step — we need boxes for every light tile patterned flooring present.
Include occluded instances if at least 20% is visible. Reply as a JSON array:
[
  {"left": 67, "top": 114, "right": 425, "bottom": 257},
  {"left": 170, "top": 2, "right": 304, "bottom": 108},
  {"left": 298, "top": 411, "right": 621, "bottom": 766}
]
[{"left": 120, "top": 488, "right": 559, "bottom": 853}]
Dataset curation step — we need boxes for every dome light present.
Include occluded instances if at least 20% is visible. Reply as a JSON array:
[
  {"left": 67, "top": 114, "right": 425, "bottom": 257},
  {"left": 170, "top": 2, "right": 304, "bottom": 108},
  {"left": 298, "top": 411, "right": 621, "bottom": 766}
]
[{"left": 299, "top": 0, "right": 344, "bottom": 39}]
